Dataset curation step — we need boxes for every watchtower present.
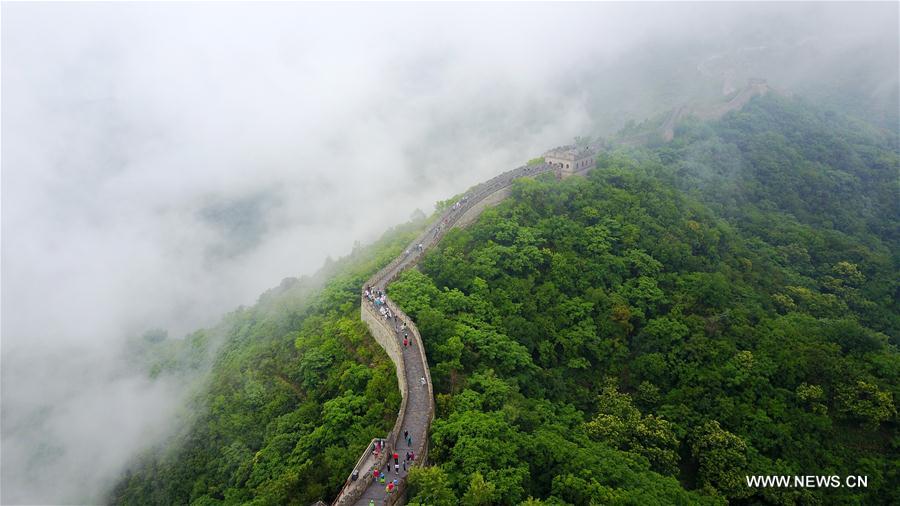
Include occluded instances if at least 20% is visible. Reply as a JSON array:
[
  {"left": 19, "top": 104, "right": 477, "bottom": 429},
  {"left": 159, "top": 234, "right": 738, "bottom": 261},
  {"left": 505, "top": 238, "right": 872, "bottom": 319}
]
[{"left": 544, "top": 146, "right": 595, "bottom": 178}]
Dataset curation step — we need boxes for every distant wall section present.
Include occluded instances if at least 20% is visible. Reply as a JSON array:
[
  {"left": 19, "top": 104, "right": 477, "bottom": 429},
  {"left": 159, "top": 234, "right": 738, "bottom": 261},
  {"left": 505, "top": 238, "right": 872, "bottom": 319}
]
[{"left": 452, "top": 186, "right": 513, "bottom": 229}]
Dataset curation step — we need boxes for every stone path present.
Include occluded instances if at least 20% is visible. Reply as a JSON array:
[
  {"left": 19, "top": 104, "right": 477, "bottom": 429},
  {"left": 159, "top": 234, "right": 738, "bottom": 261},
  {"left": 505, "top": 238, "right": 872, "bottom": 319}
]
[
  {"left": 333, "top": 160, "right": 558, "bottom": 506},
  {"left": 353, "top": 302, "right": 430, "bottom": 504}
]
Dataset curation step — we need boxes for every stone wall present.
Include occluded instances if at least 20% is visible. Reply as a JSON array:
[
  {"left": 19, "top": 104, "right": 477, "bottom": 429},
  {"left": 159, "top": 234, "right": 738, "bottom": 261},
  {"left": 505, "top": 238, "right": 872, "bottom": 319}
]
[
  {"left": 361, "top": 301, "right": 411, "bottom": 463},
  {"left": 361, "top": 304, "right": 407, "bottom": 395},
  {"left": 331, "top": 438, "right": 379, "bottom": 505},
  {"left": 452, "top": 186, "right": 513, "bottom": 229},
  {"left": 332, "top": 305, "right": 409, "bottom": 506},
  {"left": 380, "top": 298, "right": 434, "bottom": 461},
  {"left": 332, "top": 159, "right": 561, "bottom": 506}
]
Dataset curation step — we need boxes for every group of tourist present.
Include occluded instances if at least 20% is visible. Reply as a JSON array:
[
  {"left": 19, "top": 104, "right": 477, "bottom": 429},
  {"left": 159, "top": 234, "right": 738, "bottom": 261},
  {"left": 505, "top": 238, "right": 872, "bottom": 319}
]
[
  {"left": 369, "top": 468, "right": 398, "bottom": 497},
  {"left": 449, "top": 195, "right": 469, "bottom": 212},
  {"left": 364, "top": 285, "right": 418, "bottom": 352},
  {"left": 364, "top": 287, "right": 393, "bottom": 319},
  {"left": 427, "top": 194, "right": 473, "bottom": 239},
  {"left": 369, "top": 442, "right": 418, "bottom": 498}
]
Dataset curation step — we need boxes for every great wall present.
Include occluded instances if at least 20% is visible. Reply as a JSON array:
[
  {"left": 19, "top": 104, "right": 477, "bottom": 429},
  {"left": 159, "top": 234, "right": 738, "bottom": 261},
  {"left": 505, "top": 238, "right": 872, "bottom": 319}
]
[
  {"left": 330, "top": 149, "right": 601, "bottom": 506},
  {"left": 331, "top": 78, "right": 767, "bottom": 505},
  {"left": 620, "top": 78, "right": 770, "bottom": 145}
]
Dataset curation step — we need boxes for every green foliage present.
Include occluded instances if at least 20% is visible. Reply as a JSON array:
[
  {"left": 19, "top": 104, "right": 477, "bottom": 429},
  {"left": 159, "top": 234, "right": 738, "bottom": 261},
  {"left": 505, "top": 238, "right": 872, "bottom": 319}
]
[
  {"left": 407, "top": 466, "right": 458, "bottom": 506},
  {"left": 691, "top": 420, "right": 751, "bottom": 499},
  {"left": 111, "top": 220, "right": 427, "bottom": 505},
  {"left": 836, "top": 380, "right": 897, "bottom": 430},
  {"left": 584, "top": 383, "right": 681, "bottom": 476},
  {"left": 391, "top": 95, "right": 898, "bottom": 504},
  {"left": 461, "top": 471, "right": 497, "bottom": 505},
  {"left": 115, "top": 94, "right": 897, "bottom": 504}
]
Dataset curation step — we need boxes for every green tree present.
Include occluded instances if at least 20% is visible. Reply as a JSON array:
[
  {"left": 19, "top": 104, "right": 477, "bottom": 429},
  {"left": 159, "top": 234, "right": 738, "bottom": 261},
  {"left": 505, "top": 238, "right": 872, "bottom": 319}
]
[
  {"left": 461, "top": 471, "right": 497, "bottom": 505},
  {"left": 691, "top": 421, "right": 751, "bottom": 499},
  {"left": 407, "top": 466, "right": 457, "bottom": 506},
  {"left": 836, "top": 380, "right": 896, "bottom": 429}
]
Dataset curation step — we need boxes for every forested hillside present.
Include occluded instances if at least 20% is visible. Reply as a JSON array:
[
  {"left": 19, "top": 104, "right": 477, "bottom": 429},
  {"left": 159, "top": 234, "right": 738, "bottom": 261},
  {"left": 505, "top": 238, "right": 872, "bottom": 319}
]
[
  {"left": 389, "top": 95, "right": 898, "bottom": 504},
  {"left": 111, "top": 95, "right": 897, "bottom": 505},
  {"left": 110, "top": 219, "right": 428, "bottom": 505}
]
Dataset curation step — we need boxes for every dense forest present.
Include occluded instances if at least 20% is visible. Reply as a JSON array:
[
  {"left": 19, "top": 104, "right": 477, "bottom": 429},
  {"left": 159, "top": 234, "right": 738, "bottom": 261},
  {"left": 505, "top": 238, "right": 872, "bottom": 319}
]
[
  {"left": 112, "top": 95, "right": 897, "bottom": 505},
  {"left": 388, "top": 95, "right": 898, "bottom": 504}
]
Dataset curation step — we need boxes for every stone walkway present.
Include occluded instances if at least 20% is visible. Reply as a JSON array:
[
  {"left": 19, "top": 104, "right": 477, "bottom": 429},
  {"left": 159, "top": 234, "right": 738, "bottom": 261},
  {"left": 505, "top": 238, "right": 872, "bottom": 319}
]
[
  {"left": 353, "top": 306, "right": 429, "bottom": 504},
  {"left": 333, "top": 159, "right": 560, "bottom": 506}
]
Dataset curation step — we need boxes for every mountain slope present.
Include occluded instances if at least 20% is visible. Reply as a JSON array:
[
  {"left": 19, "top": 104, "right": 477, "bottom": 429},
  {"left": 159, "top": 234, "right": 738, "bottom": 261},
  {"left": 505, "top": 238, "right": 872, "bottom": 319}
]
[
  {"left": 390, "top": 95, "right": 898, "bottom": 504},
  {"left": 112, "top": 94, "right": 897, "bottom": 505},
  {"left": 111, "top": 220, "right": 426, "bottom": 505}
]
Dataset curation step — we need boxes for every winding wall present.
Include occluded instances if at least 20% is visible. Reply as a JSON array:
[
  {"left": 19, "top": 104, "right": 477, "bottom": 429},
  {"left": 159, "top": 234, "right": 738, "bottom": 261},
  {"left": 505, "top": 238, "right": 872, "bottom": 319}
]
[
  {"left": 333, "top": 85, "right": 766, "bottom": 503},
  {"left": 332, "top": 161, "right": 556, "bottom": 506}
]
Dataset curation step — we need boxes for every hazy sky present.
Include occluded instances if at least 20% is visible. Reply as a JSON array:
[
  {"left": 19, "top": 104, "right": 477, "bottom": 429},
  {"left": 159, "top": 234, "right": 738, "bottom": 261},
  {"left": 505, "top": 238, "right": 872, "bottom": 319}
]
[{"left": 2, "top": 2, "right": 897, "bottom": 504}]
